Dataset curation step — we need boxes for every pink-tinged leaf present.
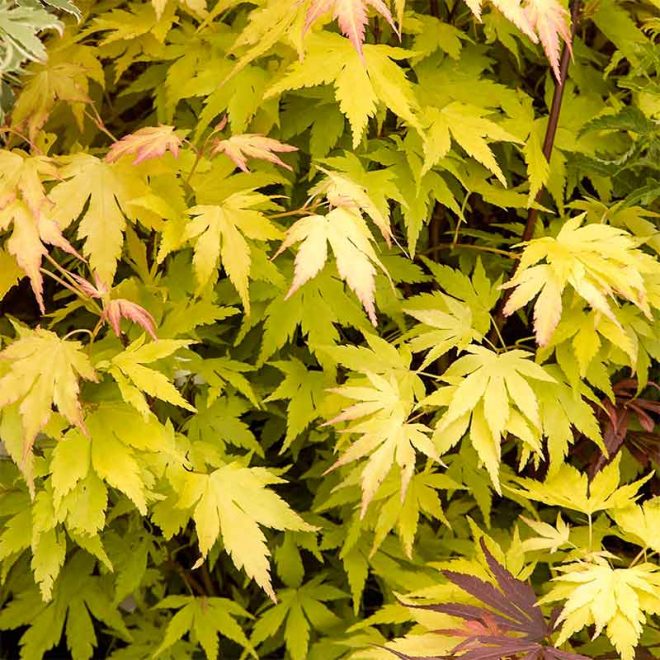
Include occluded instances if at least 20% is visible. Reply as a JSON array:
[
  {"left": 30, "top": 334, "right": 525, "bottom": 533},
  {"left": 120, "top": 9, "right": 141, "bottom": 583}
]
[
  {"left": 105, "top": 125, "right": 182, "bottom": 165},
  {"left": 492, "top": 0, "right": 537, "bottom": 42},
  {"left": 210, "top": 134, "right": 297, "bottom": 172},
  {"left": 463, "top": 0, "right": 571, "bottom": 80},
  {"left": 524, "top": 0, "right": 572, "bottom": 80},
  {"left": 104, "top": 299, "right": 157, "bottom": 340},
  {"left": 304, "top": 0, "right": 398, "bottom": 59},
  {"left": 70, "top": 272, "right": 108, "bottom": 299},
  {"left": 2, "top": 200, "right": 81, "bottom": 313}
]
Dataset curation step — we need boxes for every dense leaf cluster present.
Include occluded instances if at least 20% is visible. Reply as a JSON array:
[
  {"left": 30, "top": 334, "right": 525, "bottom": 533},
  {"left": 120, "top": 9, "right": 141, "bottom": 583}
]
[{"left": 0, "top": 0, "right": 658, "bottom": 658}]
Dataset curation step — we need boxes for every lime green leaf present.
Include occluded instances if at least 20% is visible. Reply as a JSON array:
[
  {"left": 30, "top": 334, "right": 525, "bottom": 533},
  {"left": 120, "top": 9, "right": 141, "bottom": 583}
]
[{"left": 176, "top": 463, "right": 315, "bottom": 600}]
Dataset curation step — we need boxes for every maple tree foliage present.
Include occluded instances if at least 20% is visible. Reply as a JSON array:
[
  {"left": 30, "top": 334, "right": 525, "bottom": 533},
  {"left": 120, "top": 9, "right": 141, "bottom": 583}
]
[{"left": 0, "top": 0, "right": 658, "bottom": 659}]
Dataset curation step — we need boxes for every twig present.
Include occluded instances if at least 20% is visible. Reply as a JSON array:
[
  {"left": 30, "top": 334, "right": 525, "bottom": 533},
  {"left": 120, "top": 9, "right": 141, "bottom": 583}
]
[{"left": 489, "top": 0, "right": 582, "bottom": 340}]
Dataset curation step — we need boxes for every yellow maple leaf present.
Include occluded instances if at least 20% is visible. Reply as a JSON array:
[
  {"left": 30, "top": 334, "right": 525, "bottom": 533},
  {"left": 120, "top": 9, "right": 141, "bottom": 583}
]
[
  {"left": 502, "top": 214, "right": 659, "bottom": 346},
  {"left": 540, "top": 559, "right": 660, "bottom": 660},
  {"left": 0, "top": 326, "right": 97, "bottom": 469},
  {"left": 49, "top": 154, "right": 151, "bottom": 286},
  {"left": 509, "top": 455, "right": 651, "bottom": 515},
  {"left": 611, "top": 498, "right": 660, "bottom": 553},
  {"left": 425, "top": 346, "right": 554, "bottom": 491},
  {"left": 176, "top": 463, "right": 315, "bottom": 600},
  {"left": 275, "top": 207, "right": 388, "bottom": 325},
  {"left": 185, "top": 192, "right": 282, "bottom": 311}
]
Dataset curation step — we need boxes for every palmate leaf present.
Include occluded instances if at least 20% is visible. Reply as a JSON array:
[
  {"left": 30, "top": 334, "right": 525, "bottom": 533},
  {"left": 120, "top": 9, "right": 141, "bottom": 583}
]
[
  {"left": 508, "top": 454, "right": 651, "bottom": 516},
  {"left": 540, "top": 558, "right": 660, "bottom": 660},
  {"left": 175, "top": 462, "right": 315, "bottom": 600},
  {"left": 391, "top": 539, "right": 588, "bottom": 660},
  {"left": 250, "top": 576, "right": 347, "bottom": 660},
  {"left": 463, "top": 0, "right": 572, "bottom": 80},
  {"left": 155, "top": 596, "right": 255, "bottom": 659},
  {"left": 324, "top": 367, "right": 439, "bottom": 515},
  {"left": 48, "top": 153, "right": 151, "bottom": 286},
  {"left": 211, "top": 133, "right": 298, "bottom": 172},
  {"left": 274, "top": 206, "right": 389, "bottom": 325},
  {"left": 424, "top": 346, "right": 554, "bottom": 491},
  {"left": 0, "top": 326, "right": 96, "bottom": 472},
  {"left": 266, "top": 32, "right": 420, "bottom": 148},
  {"left": 0, "top": 150, "right": 81, "bottom": 311},
  {"left": 303, "top": 0, "right": 398, "bottom": 60},
  {"left": 105, "top": 125, "right": 182, "bottom": 165},
  {"left": 185, "top": 192, "right": 283, "bottom": 311},
  {"left": 0, "top": 553, "right": 130, "bottom": 659},
  {"left": 98, "top": 336, "right": 196, "bottom": 418},
  {"left": 503, "top": 214, "right": 660, "bottom": 346}
]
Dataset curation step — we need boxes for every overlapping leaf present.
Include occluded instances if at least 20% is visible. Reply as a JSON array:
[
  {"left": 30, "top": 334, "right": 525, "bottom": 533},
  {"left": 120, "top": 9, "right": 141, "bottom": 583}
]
[{"left": 503, "top": 215, "right": 659, "bottom": 346}]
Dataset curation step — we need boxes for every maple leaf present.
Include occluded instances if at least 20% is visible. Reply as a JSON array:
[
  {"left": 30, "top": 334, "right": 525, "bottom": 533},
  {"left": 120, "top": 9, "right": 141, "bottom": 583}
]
[
  {"left": 611, "top": 498, "right": 660, "bottom": 554},
  {"left": 324, "top": 368, "right": 439, "bottom": 515},
  {"left": 266, "top": 33, "right": 420, "bottom": 149},
  {"left": 540, "top": 558, "right": 660, "bottom": 660},
  {"left": 402, "top": 293, "right": 482, "bottom": 369},
  {"left": 520, "top": 513, "right": 571, "bottom": 553},
  {"left": 422, "top": 102, "right": 522, "bottom": 185},
  {"left": 396, "top": 538, "right": 588, "bottom": 660},
  {"left": 0, "top": 554, "right": 130, "bottom": 657},
  {"left": 303, "top": 0, "right": 398, "bottom": 60},
  {"left": 98, "top": 336, "right": 196, "bottom": 418},
  {"left": 210, "top": 133, "right": 297, "bottom": 172},
  {"left": 0, "top": 325, "right": 97, "bottom": 467},
  {"left": 185, "top": 192, "right": 282, "bottom": 312},
  {"left": 502, "top": 215, "right": 659, "bottom": 346},
  {"left": 155, "top": 596, "right": 255, "bottom": 659},
  {"left": 274, "top": 206, "right": 388, "bottom": 325},
  {"left": 10, "top": 41, "right": 103, "bottom": 140},
  {"left": 49, "top": 154, "right": 151, "bottom": 286},
  {"left": 309, "top": 166, "right": 394, "bottom": 243},
  {"left": 0, "top": 150, "right": 82, "bottom": 312},
  {"left": 464, "top": 0, "right": 572, "bottom": 80},
  {"left": 250, "top": 577, "right": 347, "bottom": 660},
  {"left": 508, "top": 454, "right": 652, "bottom": 516},
  {"left": 424, "top": 346, "right": 554, "bottom": 491},
  {"left": 105, "top": 125, "right": 182, "bottom": 165},
  {"left": 176, "top": 462, "right": 315, "bottom": 600},
  {"left": 71, "top": 273, "right": 157, "bottom": 339}
]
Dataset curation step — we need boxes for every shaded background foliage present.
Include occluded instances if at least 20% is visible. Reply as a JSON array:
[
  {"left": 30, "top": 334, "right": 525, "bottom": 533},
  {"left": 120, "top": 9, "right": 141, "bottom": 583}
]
[{"left": 0, "top": 0, "right": 658, "bottom": 659}]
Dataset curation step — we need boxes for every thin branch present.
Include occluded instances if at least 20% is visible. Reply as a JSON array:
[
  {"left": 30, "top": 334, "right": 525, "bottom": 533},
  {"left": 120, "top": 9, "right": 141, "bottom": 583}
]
[{"left": 489, "top": 0, "right": 582, "bottom": 340}]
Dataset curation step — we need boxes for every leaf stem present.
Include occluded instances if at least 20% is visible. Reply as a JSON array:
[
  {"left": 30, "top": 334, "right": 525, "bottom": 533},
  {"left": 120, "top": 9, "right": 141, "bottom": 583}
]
[{"left": 422, "top": 243, "right": 518, "bottom": 258}]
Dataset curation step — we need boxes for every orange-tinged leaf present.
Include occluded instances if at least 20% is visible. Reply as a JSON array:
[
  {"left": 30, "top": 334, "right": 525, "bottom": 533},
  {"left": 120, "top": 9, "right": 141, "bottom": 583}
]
[
  {"left": 0, "top": 151, "right": 81, "bottom": 312},
  {"left": 211, "top": 134, "right": 297, "bottom": 172},
  {"left": 105, "top": 125, "right": 182, "bottom": 165},
  {"left": 304, "top": 0, "right": 398, "bottom": 59}
]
